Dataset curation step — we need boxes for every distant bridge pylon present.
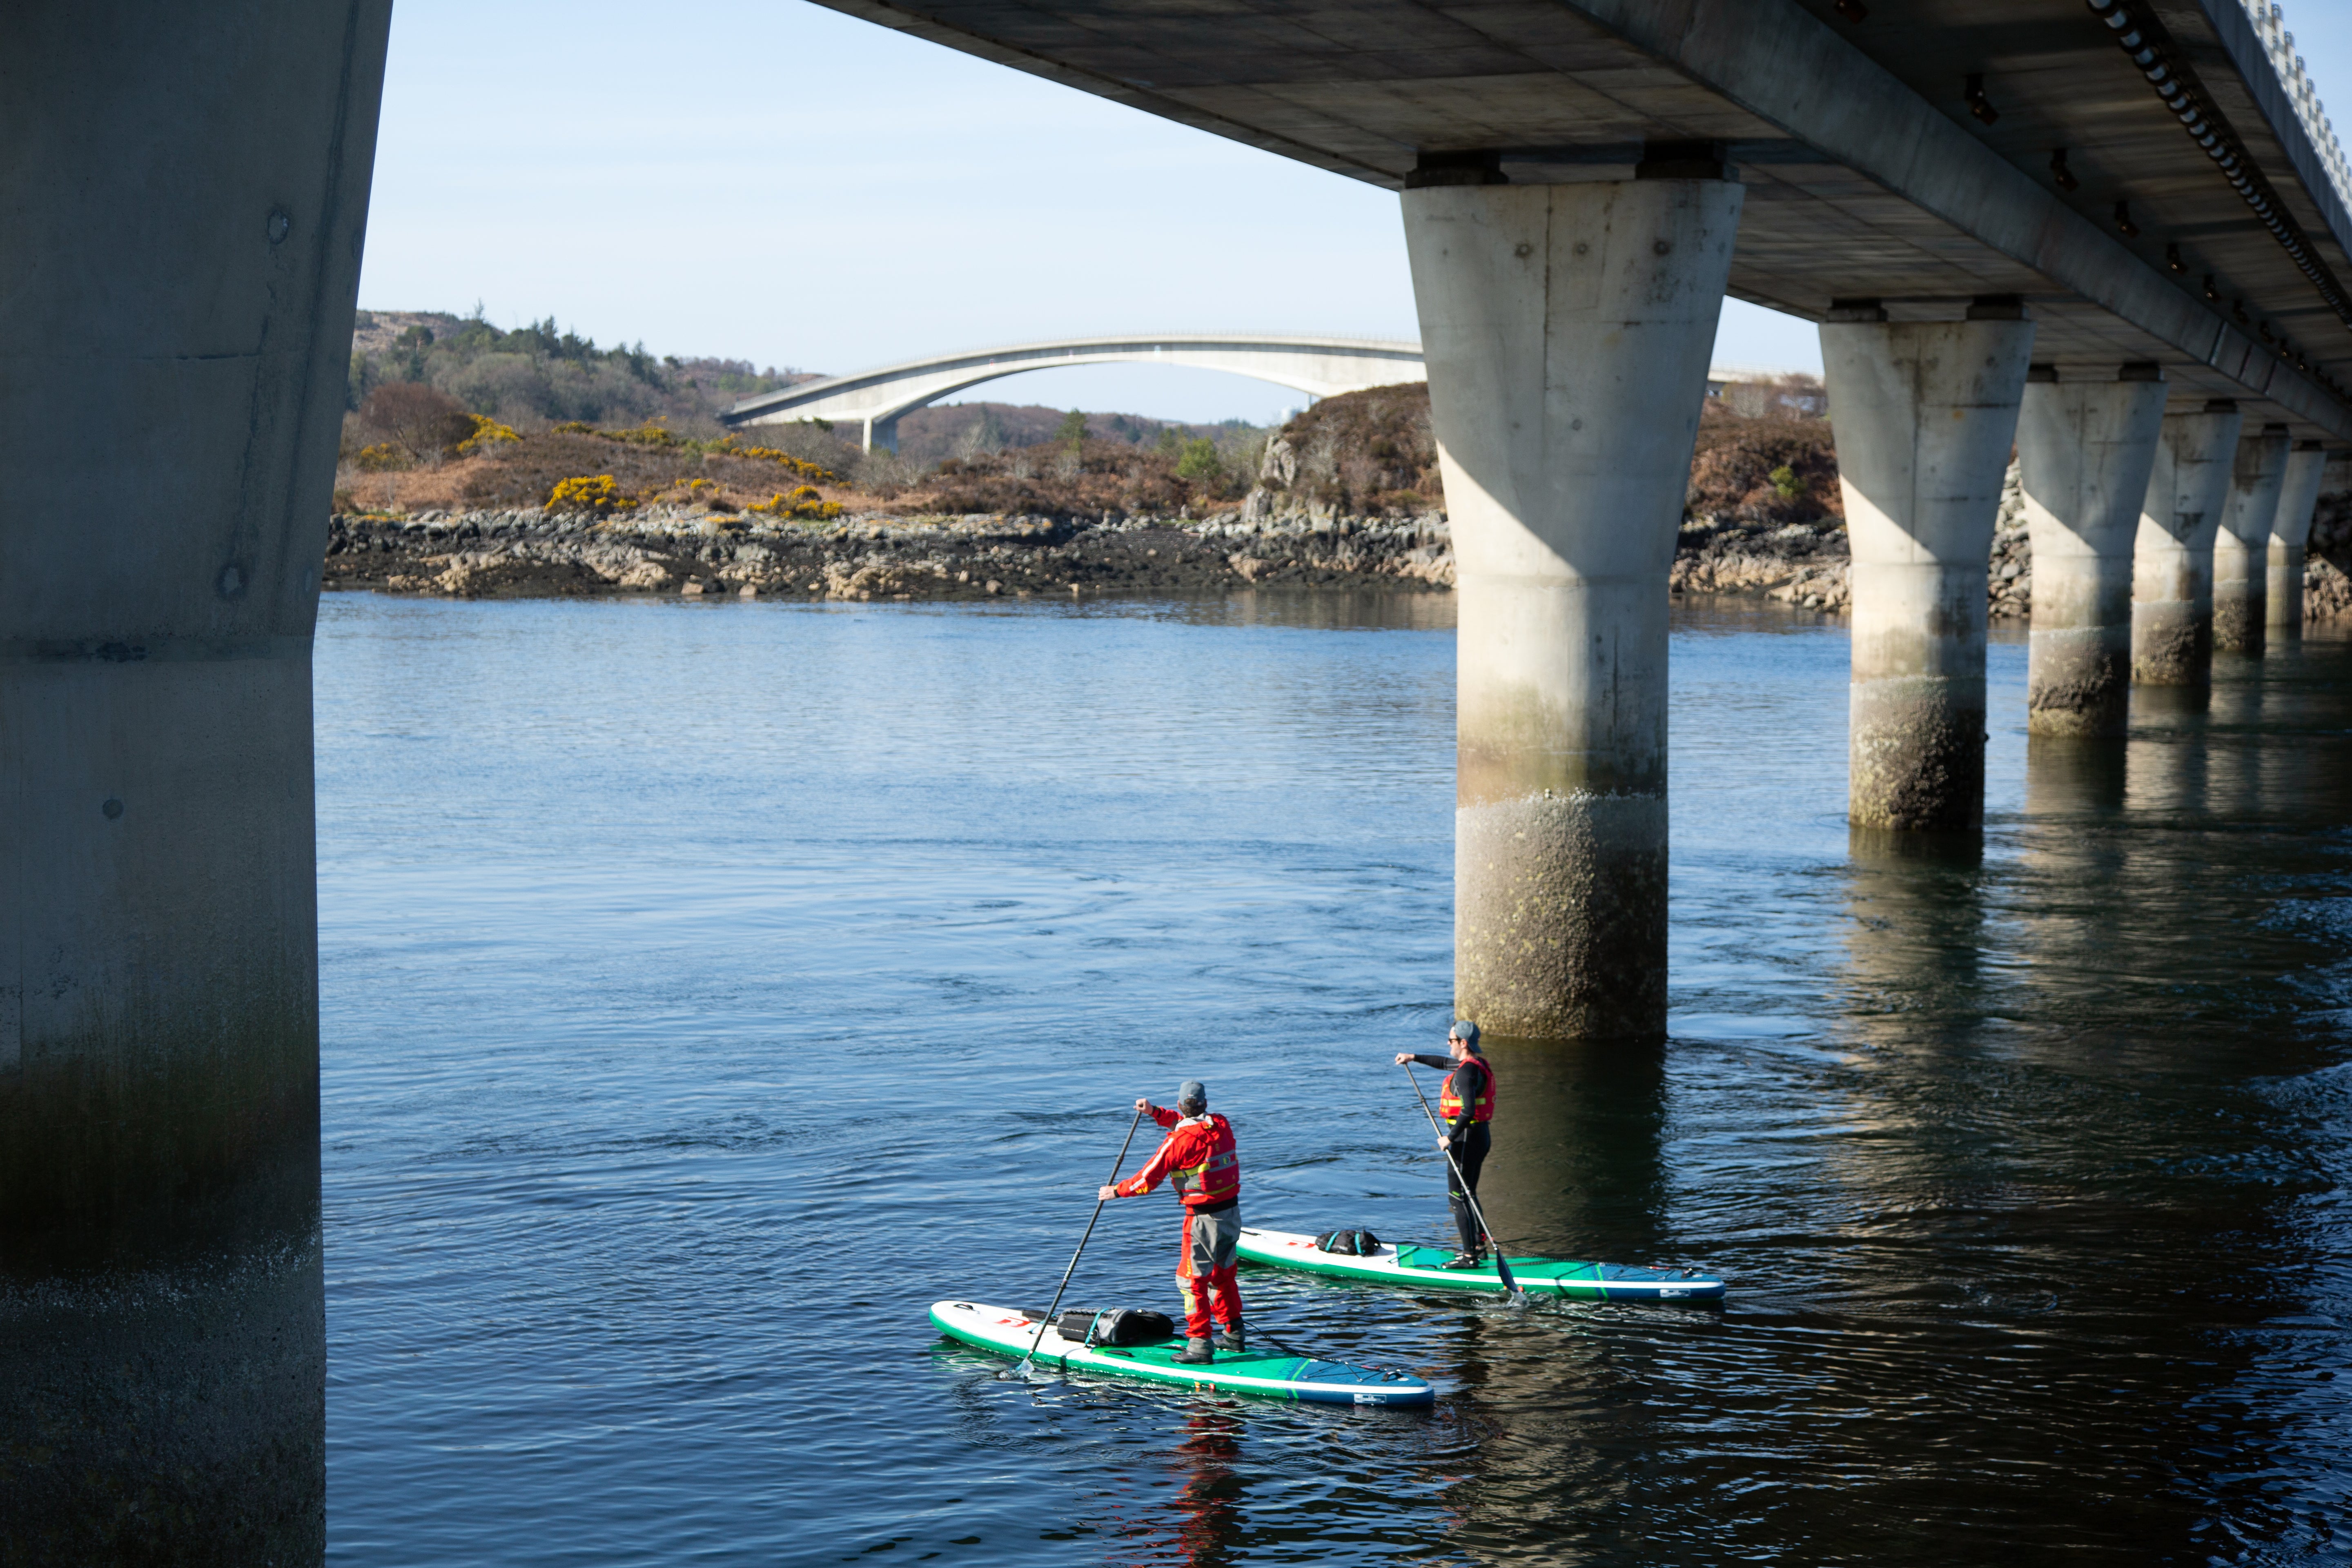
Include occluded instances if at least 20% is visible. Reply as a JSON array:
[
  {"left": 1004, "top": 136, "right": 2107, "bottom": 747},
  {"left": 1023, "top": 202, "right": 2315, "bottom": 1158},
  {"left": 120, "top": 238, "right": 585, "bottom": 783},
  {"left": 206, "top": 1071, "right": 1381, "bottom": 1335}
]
[{"left": 717, "top": 332, "right": 1430, "bottom": 450}]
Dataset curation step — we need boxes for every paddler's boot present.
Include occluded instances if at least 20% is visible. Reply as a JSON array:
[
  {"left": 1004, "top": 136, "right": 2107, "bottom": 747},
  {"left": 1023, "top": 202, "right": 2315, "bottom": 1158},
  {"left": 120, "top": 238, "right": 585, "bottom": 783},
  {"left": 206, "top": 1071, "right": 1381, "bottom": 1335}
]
[
  {"left": 1173, "top": 1338, "right": 1215, "bottom": 1365},
  {"left": 1441, "top": 1252, "right": 1486, "bottom": 1270},
  {"left": 1213, "top": 1326, "right": 1245, "bottom": 1352}
]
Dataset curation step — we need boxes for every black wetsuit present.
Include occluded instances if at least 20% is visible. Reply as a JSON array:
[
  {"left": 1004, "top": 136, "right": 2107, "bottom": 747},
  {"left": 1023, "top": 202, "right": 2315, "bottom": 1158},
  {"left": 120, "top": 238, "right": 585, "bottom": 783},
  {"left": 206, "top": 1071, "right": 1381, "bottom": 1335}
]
[{"left": 1408, "top": 1054, "right": 1492, "bottom": 1255}]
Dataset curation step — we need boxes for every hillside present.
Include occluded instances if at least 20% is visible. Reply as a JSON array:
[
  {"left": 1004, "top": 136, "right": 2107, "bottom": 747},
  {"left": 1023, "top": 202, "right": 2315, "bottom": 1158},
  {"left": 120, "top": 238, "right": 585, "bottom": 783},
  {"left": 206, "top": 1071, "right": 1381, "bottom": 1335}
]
[{"left": 348, "top": 309, "right": 814, "bottom": 431}]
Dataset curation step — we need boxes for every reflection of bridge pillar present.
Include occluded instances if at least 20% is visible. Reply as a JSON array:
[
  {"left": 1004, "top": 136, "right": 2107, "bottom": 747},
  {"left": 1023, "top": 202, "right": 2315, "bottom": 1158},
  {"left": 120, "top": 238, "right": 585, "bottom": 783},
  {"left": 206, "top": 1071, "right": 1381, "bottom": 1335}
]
[
  {"left": 1822, "top": 303, "right": 2036, "bottom": 831},
  {"left": 1842, "top": 831, "right": 1986, "bottom": 1041},
  {"left": 2134, "top": 402, "right": 2243, "bottom": 686},
  {"left": 1404, "top": 164, "right": 1741, "bottom": 1041},
  {"left": 1476, "top": 1039, "right": 1666, "bottom": 1261},
  {"left": 2015, "top": 367, "right": 2167, "bottom": 736},
  {"left": 2213, "top": 424, "right": 2289, "bottom": 655},
  {"left": 1, "top": 6, "right": 387, "bottom": 1561},
  {"left": 2267, "top": 441, "right": 2328, "bottom": 638}
]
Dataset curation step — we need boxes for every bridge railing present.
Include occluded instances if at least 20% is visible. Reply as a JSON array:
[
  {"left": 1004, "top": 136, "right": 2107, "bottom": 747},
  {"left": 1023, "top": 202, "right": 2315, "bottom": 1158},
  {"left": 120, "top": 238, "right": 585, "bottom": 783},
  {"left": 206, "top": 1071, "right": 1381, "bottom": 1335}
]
[{"left": 2239, "top": 0, "right": 2352, "bottom": 228}]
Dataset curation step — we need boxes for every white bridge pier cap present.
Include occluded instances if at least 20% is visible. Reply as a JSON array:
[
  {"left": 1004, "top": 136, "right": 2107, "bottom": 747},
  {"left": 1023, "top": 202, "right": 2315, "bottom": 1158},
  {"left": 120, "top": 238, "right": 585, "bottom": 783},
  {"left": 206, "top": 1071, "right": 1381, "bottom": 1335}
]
[{"left": 720, "top": 332, "right": 1428, "bottom": 450}]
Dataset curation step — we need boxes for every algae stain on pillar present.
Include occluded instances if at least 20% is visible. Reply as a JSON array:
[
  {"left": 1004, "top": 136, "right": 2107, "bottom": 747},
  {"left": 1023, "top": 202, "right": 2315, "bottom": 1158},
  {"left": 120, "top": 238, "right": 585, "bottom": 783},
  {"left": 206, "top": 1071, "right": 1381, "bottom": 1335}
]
[
  {"left": 2016, "top": 366, "right": 2167, "bottom": 737},
  {"left": 1823, "top": 303, "right": 2036, "bottom": 831},
  {"left": 2214, "top": 424, "right": 2290, "bottom": 655},
  {"left": 2133, "top": 402, "right": 2241, "bottom": 686},
  {"left": 1403, "top": 163, "right": 1741, "bottom": 1040}
]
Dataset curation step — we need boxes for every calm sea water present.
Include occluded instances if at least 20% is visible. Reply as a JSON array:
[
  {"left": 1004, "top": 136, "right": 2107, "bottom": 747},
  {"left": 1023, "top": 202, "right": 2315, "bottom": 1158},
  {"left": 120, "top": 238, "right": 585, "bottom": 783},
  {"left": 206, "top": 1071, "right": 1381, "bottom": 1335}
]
[{"left": 316, "top": 591, "right": 2352, "bottom": 1566}]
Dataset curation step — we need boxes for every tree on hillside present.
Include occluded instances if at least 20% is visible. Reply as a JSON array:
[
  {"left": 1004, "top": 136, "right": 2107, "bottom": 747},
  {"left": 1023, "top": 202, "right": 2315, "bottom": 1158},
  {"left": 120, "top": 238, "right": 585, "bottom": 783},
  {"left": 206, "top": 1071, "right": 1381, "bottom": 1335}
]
[
  {"left": 1175, "top": 438, "right": 1223, "bottom": 483},
  {"left": 1056, "top": 410, "right": 1089, "bottom": 445},
  {"left": 359, "top": 383, "right": 475, "bottom": 462}
]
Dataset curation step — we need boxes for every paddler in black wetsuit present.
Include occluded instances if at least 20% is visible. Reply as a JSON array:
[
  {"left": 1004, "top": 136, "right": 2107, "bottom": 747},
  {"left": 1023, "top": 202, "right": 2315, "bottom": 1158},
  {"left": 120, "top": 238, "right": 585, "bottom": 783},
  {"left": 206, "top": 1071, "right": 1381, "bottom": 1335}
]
[{"left": 1394, "top": 1020, "right": 1496, "bottom": 1268}]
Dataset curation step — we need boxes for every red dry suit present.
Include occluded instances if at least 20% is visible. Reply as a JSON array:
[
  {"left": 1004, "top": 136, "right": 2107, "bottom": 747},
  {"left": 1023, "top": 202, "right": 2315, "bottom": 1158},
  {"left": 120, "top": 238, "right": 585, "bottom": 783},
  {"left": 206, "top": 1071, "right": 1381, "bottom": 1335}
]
[{"left": 1114, "top": 1106, "right": 1243, "bottom": 1340}]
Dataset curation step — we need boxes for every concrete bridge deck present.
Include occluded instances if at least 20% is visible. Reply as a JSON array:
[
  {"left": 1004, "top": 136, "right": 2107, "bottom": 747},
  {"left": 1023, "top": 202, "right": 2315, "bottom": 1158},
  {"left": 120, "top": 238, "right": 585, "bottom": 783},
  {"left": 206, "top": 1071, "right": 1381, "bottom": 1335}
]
[{"left": 814, "top": 0, "right": 2352, "bottom": 439}]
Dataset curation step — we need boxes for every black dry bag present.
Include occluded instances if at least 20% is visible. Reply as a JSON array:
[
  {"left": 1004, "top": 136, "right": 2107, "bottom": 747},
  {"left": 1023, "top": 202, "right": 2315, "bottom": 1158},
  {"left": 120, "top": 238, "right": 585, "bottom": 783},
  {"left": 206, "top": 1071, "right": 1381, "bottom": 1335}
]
[
  {"left": 1315, "top": 1229, "right": 1383, "bottom": 1256},
  {"left": 1054, "top": 1308, "right": 1177, "bottom": 1347}
]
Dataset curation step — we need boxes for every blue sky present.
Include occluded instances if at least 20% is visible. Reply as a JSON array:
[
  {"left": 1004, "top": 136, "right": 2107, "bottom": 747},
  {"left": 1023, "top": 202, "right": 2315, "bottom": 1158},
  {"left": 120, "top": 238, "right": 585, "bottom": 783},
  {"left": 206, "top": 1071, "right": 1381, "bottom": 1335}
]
[{"left": 358, "top": 0, "right": 2352, "bottom": 425}]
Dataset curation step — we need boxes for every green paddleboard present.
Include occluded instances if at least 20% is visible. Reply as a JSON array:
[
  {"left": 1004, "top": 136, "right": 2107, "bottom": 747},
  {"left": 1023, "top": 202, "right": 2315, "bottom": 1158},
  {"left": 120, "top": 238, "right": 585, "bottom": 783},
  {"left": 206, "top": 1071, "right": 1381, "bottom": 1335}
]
[
  {"left": 930, "top": 1300, "right": 1434, "bottom": 1406},
  {"left": 1235, "top": 1227, "right": 1726, "bottom": 1301}
]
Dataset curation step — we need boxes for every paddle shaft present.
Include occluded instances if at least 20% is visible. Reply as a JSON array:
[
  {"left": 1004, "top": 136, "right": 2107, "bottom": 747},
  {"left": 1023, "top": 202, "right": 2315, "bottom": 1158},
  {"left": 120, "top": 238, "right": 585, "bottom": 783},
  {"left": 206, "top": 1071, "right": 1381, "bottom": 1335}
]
[
  {"left": 1018, "top": 1102, "right": 1148, "bottom": 1369},
  {"left": 1401, "top": 1060, "right": 1519, "bottom": 1296}
]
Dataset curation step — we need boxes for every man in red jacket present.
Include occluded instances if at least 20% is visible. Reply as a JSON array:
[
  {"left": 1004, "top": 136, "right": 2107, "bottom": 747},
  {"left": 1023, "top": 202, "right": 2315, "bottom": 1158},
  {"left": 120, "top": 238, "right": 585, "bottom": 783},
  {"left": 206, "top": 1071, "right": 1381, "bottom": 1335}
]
[{"left": 1100, "top": 1079, "right": 1243, "bottom": 1365}]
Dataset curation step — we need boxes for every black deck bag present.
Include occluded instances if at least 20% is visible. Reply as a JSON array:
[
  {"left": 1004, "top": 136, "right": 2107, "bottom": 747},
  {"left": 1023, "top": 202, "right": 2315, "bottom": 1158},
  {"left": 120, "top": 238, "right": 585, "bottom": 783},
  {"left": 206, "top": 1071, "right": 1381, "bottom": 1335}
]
[
  {"left": 1316, "top": 1229, "right": 1383, "bottom": 1256},
  {"left": 1054, "top": 1307, "right": 1177, "bottom": 1346}
]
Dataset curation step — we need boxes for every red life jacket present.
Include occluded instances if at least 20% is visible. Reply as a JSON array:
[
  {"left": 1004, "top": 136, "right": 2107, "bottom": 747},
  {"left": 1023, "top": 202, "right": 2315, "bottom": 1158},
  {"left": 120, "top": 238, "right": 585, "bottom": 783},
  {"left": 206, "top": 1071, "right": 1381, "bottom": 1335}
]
[
  {"left": 1439, "top": 1056, "right": 1496, "bottom": 1124},
  {"left": 1170, "top": 1113, "right": 1241, "bottom": 1208}
]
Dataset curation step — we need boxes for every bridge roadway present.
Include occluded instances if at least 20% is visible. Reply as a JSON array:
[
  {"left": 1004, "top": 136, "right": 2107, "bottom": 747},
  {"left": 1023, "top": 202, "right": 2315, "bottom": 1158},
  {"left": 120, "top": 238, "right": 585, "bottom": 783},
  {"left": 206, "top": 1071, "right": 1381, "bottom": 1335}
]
[
  {"left": 11, "top": 4, "right": 2352, "bottom": 1554},
  {"left": 720, "top": 332, "right": 1428, "bottom": 449}
]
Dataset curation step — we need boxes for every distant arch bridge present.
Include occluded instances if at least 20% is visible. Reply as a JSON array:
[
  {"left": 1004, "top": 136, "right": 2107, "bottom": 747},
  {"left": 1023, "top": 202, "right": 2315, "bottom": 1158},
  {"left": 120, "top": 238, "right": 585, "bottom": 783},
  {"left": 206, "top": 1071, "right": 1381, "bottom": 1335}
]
[{"left": 717, "top": 332, "right": 1430, "bottom": 450}]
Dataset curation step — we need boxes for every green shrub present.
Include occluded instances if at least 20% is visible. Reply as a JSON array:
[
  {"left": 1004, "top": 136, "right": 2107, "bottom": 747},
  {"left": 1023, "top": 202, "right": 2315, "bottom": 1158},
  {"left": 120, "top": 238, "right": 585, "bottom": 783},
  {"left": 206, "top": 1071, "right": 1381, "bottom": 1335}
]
[{"left": 1175, "top": 438, "right": 1223, "bottom": 483}]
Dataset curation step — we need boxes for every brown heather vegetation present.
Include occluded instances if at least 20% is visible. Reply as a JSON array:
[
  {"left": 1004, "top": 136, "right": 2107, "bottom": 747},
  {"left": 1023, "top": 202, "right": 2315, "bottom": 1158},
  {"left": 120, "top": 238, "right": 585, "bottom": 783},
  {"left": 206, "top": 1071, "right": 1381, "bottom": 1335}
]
[
  {"left": 1686, "top": 374, "right": 1841, "bottom": 526},
  {"left": 923, "top": 431, "right": 1256, "bottom": 518},
  {"left": 336, "top": 384, "right": 863, "bottom": 518}
]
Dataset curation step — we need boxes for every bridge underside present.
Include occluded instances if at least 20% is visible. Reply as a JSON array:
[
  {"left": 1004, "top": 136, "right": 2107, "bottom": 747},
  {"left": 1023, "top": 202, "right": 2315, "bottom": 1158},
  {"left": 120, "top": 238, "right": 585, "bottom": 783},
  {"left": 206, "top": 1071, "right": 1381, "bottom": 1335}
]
[{"left": 815, "top": 0, "right": 2352, "bottom": 439}]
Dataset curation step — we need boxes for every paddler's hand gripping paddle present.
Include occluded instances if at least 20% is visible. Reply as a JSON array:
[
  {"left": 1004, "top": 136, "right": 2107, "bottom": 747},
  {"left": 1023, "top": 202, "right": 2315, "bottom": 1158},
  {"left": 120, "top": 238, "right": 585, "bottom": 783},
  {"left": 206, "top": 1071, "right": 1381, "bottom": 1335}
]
[
  {"left": 1009, "top": 1101, "right": 1148, "bottom": 1378},
  {"left": 1400, "top": 1060, "right": 1523, "bottom": 1303}
]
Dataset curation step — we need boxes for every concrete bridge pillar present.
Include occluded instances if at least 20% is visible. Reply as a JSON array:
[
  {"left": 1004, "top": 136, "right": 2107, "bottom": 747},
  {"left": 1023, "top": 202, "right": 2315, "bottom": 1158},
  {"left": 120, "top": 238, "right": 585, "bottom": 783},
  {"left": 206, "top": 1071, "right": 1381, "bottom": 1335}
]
[
  {"left": 2015, "top": 366, "right": 2168, "bottom": 736},
  {"left": 2214, "top": 424, "right": 2291, "bottom": 654},
  {"left": 1, "top": 5, "right": 388, "bottom": 1563},
  {"left": 2133, "top": 402, "right": 2243, "bottom": 686},
  {"left": 1403, "top": 165, "right": 1741, "bottom": 1040},
  {"left": 1820, "top": 303, "right": 2036, "bottom": 830},
  {"left": 2267, "top": 441, "right": 2328, "bottom": 638}
]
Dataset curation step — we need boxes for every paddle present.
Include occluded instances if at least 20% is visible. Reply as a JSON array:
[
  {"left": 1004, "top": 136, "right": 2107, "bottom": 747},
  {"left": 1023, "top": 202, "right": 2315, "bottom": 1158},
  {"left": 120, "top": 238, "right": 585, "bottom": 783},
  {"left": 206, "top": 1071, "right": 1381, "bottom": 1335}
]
[
  {"left": 1400, "top": 1059, "right": 1523, "bottom": 1303},
  {"left": 1010, "top": 1100, "right": 1149, "bottom": 1378}
]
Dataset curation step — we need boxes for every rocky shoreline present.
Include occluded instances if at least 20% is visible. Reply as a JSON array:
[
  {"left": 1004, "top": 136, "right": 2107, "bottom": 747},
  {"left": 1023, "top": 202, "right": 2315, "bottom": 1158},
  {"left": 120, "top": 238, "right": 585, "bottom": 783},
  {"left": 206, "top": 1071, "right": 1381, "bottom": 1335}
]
[
  {"left": 327, "top": 461, "right": 2352, "bottom": 617},
  {"left": 325, "top": 509, "right": 1457, "bottom": 601}
]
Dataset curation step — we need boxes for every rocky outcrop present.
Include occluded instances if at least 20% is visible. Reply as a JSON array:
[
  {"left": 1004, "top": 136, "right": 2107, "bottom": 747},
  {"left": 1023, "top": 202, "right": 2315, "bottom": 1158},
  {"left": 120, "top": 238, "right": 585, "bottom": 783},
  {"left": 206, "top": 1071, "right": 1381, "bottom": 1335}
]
[
  {"left": 324, "top": 509, "right": 1455, "bottom": 601},
  {"left": 1670, "top": 520, "right": 1853, "bottom": 611},
  {"left": 1672, "top": 461, "right": 2028, "bottom": 619}
]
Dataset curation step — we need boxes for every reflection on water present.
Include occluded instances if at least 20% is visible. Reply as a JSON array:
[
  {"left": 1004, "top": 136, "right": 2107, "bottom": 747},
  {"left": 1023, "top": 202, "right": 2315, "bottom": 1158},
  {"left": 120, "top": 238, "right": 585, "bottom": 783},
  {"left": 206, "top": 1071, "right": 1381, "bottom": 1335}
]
[
  {"left": 316, "top": 593, "right": 2352, "bottom": 1566},
  {"left": 1476, "top": 1040, "right": 1667, "bottom": 1264}
]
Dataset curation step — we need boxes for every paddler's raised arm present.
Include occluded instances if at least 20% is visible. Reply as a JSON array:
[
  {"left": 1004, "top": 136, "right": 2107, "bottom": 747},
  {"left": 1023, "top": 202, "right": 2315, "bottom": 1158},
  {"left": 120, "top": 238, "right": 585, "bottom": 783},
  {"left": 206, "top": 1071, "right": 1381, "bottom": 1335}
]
[
  {"left": 1393, "top": 1052, "right": 1454, "bottom": 1069},
  {"left": 1099, "top": 1107, "right": 1182, "bottom": 1200}
]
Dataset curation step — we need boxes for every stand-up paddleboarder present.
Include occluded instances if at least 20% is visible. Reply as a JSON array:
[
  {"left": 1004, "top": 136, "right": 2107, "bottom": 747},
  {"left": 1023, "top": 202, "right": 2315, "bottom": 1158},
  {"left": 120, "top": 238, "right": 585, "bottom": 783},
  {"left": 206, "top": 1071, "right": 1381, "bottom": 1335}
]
[
  {"left": 1395, "top": 1021, "right": 1497, "bottom": 1268},
  {"left": 1099, "top": 1080, "right": 1244, "bottom": 1365}
]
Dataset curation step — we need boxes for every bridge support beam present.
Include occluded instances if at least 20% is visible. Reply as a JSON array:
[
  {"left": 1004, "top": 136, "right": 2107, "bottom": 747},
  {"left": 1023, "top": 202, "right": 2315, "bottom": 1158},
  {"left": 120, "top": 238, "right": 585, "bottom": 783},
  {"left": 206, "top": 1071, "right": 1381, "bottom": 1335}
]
[
  {"left": 2268, "top": 441, "right": 2330, "bottom": 637},
  {"left": 1822, "top": 304, "right": 2036, "bottom": 831},
  {"left": 2016, "top": 366, "right": 2168, "bottom": 737},
  {"left": 2134, "top": 403, "right": 2243, "bottom": 686},
  {"left": 2214, "top": 424, "right": 2290, "bottom": 654},
  {"left": 1404, "top": 172, "right": 1740, "bottom": 1041},
  {"left": 1, "top": 6, "right": 388, "bottom": 1564}
]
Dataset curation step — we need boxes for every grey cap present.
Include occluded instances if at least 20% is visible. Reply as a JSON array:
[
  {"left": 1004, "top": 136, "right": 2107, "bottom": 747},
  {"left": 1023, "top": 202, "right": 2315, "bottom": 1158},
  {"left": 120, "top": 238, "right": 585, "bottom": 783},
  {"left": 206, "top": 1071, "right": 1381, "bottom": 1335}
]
[
  {"left": 1448, "top": 1020, "right": 1482, "bottom": 1051},
  {"left": 1177, "top": 1079, "right": 1208, "bottom": 1110}
]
